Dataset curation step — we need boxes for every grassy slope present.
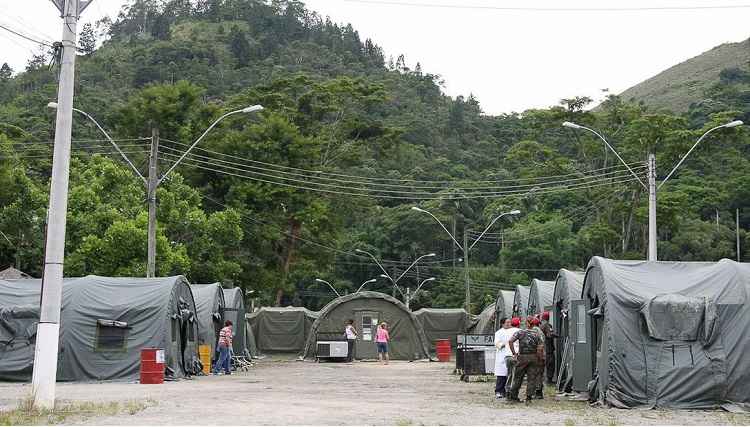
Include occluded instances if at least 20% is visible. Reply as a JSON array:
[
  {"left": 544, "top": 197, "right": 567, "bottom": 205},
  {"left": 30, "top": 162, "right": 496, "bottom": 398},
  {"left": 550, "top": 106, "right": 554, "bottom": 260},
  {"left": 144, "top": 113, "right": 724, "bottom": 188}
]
[{"left": 618, "top": 38, "right": 750, "bottom": 112}]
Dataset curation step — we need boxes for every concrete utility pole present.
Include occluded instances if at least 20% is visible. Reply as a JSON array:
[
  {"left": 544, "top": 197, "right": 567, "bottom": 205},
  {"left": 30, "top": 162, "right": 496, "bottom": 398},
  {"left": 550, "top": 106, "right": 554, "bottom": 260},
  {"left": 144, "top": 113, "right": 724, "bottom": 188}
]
[
  {"left": 647, "top": 153, "right": 657, "bottom": 261},
  {"left": 147, "top": 128, "right": 159, "bottom": 277},
  {"left": 738, "top": 208, "right": 741, "bottom": 262},
  {"left": 33, "top": 0, "right": 93, "bottom": 410},
  {"left": 463, "top": 229, "right": 470, "bottom": 312}
]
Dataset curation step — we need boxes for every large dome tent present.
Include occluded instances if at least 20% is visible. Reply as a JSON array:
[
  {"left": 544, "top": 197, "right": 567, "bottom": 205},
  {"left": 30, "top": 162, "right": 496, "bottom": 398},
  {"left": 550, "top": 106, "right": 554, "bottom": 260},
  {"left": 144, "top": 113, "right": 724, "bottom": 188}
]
[
  {"left": 0, "top": 276, "right": 200, "bottom": 382},
  {"left": 512, "top": 285, "right": 530, "bottom": 321},
  {"left": 414, "top": 308, "right": 476, "bottom": 351},
  {"left": 222, "top": 287, "right": 253, "bottom": 357},
  {"left": 551, "top": 269, "right": 585, "bottom": 391},
  {"left": 303, "top": 291, "right": 430, "bottom": 361},
  {"left": 191, "top": 283, "right": 226, "bottom": 357},
  {"left": 580, "top": 257, "right": 750, "bottom": 409},
  {"left": 247, "top": 306, "right": 319, "bottom": 354},
  {"left": 494, "top": 290, "right": 515, "bottom": 330},
  {"left": 527, "top": 278, "right": 555, "bottom": 317},
  {"left": 471, "top": 303, "right": 497, "bottom": 335}
]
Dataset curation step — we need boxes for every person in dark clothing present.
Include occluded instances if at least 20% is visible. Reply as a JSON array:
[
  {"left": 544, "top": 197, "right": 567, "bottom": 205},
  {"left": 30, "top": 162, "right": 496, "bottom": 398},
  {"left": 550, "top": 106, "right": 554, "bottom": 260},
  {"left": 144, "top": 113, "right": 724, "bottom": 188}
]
[
  {"left": 507, "top": 317, "right": 544, "bottom": 402},
  {"left": 540, "top": 311, "right": 556, "bottom": 385}
]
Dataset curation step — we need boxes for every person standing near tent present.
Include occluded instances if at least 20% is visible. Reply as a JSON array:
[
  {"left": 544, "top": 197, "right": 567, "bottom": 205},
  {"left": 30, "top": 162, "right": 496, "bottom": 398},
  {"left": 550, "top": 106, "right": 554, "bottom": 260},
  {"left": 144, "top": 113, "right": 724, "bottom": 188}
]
[
  {"left": 344, "top": 319, "right": 358, "bottom": 362},
  {"left": 540, "top": 311, "right": 556, "bottom": 385},
  {"left": 529, "top": 316, "right": 546, "bottom": 399},
  {"left": 214, "top": 320, "right": 233, "bottom": 375},
  {"left": 504, "top": 317, "right": 521, "bottom": 396},
  {"left": 493, "top": 317, "right": 517, "bottom": 399},
  {"left": 376, "top": 322, "right": 390, "bottom": 365},
  {"left": 507, "top": 317, "right": 544, "bottom": 402}
]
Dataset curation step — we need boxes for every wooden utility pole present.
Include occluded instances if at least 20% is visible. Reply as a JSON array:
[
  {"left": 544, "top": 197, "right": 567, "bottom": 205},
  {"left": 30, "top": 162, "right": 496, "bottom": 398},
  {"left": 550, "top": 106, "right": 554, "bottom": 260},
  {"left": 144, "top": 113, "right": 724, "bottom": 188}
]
[{"left": 147, "top": 128, "right": 159, "bottom": 277}]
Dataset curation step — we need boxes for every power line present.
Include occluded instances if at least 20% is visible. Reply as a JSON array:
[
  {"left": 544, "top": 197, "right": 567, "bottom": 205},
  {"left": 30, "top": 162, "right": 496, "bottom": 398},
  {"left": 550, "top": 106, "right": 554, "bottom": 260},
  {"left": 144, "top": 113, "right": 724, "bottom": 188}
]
[
  {"left": 160, "top": 137, "right": 646, "bottom": 185},
  {"left": 0, "top": 23, "right": 55, "bottom": 48},
  {"left": 156, "top": 148, "right": 644, "bottom": 200},
  {"left": 157, "top": 145, "right": 644, "bottom": 195},
  {"left": 343, "top": 0, "right": 750, "bottom": 12}
]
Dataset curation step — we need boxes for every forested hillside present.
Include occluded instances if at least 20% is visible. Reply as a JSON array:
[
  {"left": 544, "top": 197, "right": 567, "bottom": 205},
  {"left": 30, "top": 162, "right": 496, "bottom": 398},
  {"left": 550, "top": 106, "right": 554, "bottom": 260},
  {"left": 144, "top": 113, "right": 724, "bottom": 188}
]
[{"left": 0, "top": 0, "right": 748, "bottom": 312}]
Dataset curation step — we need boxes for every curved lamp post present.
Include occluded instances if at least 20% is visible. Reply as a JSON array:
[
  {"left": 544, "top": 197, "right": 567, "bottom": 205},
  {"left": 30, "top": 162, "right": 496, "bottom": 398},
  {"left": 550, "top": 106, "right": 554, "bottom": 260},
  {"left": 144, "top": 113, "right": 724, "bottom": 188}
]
[
  {"left": 563, "top": 119, "right": 743, "bottom": 261},
  {"left": 315, "top": 278, "right": 341, "bottom": 298},
  {"left": 411, "top": 207, "right": 520, "bottom": 312}
]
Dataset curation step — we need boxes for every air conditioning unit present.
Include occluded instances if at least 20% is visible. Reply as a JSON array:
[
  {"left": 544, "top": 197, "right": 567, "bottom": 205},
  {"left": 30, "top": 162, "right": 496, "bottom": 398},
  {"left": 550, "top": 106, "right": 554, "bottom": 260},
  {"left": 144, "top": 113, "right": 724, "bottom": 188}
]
[{"left": 316, "top": 341, "right": 349, "bottom": 359}]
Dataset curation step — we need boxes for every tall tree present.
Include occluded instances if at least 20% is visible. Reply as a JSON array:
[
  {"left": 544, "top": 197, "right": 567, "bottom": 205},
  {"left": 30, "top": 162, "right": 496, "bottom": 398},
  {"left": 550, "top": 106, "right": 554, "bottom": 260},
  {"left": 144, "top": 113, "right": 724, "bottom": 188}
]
[
  {"left": 78, "top": 23, "right": 97, "bottom": 55},
  {"left": 228, "top": 25, "right": 251, "bottom": 68}
]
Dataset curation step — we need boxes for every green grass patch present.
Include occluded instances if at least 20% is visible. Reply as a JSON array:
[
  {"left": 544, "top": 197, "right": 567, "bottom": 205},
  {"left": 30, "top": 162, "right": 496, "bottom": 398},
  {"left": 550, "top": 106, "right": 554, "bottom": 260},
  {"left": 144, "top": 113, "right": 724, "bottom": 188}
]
[{"left": 0, "top": 397, "right": 154, "bottom": 425}]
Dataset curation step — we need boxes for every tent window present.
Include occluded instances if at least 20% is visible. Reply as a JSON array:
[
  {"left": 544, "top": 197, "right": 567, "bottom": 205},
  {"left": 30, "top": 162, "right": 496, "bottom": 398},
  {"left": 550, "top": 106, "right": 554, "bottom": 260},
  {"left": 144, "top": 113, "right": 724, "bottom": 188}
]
[
  {"left": 576, "top": 304, "right": 586, "bottom": 344},
  {"left": 95, "top": 319, "right": 129, "bottom": 352},
  {"left": 360, "top": 312, "right": 378, "bottom": 342}
]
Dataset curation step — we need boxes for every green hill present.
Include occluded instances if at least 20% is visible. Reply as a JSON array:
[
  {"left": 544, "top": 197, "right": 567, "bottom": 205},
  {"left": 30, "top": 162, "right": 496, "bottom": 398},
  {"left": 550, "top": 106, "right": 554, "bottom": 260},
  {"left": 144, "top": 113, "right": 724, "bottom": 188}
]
[{"left": 618, "top": 38, "right": 750, "bottom": 113}]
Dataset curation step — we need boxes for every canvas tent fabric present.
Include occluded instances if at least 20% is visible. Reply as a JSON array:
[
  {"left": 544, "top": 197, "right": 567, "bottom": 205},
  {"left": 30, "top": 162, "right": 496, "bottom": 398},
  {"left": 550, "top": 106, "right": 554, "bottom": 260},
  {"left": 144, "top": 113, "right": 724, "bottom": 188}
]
[
  {"left": 494, "top": 290, "right": 515, "bottom": 330},
  {"left": 527, "top": 278, "right": 555, "bottom": 317},
  {"left": 303, "top": 292, "right": 430, "bottom": 361},
  {"left": 471, "top": 303, "right": 497, "bottom": 335},
  {"left": 243, "top": 313, "right": 260, "bottom": 357},
  {"left": 222, "top": 288, "right": 251, "bottom": 357},
  {"left": 551, "top": 269, "right": 585, "bottom": 391},
  {"left": 512, "top": 285, "right": 530, "bottom": 319},
  {"left": 0, "top": 276, "right": 200, "bottom": 382},
  {"left": 414, "top": 308, "right": 476, "bottom": 350},
  {"left": 581, "top": 257, "right": 750, "bottom": 410},
  {"left": 247, "top": 306, "right": 319, "bottom": 353},
  {"left": 190, "top": 284, "right": 226, "bottom": 353}
]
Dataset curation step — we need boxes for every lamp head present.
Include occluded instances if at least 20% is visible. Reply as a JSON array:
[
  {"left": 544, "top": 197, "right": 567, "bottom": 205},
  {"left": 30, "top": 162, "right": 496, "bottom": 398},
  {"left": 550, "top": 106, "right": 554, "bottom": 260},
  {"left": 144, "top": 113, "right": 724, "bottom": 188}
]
[
  {"left": 365, "top": 279, "right": 377, "bottom": 284},
  {"left": 509, "top": 209, "right": 521, "bottom": 215},
  {"left": 379, "top": 274, "right": 389, "bottom": 279},
  {"left": 426, "top": 253, "right": 436, "bottom": 257},
  {"left": 47, "top": 102, "right": 58, "bottom": 109},
  {"left": 314, "top": 278, "right": 325, "bottom": 283},
  {"left": 724, "top": 120, "right": 743, "bottom": 128},
  {"left": 426, "top": 277, "right": 436, "bottom": 282},
  {"left": 355, "top": 249, "right": 365, "bottom": 253},
  {"left": 411, "top": 206, "right": 425, "bottom": 213},
  {"left": 562, "top": 121, "right": 582, "bottom": 129},
  {"left": 242, "top": 105, "right": 264, "bottom": 113}
]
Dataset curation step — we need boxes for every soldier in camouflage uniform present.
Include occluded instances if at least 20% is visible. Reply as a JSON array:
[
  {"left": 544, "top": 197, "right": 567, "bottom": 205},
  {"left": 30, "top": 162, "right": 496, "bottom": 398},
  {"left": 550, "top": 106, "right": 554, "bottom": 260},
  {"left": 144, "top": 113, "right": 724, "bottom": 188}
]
[
  {"left": 507, "top": 317, "right": 544, "bottom": 402},
  {"left": 540, "top": 311, "right": 556, "bottom": 385},
  {"left": 530, "top": 316, "right": 546, "bottom": 399}
]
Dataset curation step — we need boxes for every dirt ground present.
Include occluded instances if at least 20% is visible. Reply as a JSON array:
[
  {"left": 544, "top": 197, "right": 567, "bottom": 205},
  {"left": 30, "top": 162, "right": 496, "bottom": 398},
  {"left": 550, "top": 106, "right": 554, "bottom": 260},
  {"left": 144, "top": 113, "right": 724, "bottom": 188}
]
[{"left": 1, "top": 357, "right": 748, "bottom": 425}]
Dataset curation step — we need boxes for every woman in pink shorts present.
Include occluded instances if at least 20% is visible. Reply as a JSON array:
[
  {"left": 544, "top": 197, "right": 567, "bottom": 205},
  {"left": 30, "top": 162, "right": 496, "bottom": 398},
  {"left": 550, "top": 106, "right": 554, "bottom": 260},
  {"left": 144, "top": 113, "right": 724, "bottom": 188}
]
[{"left": 376, "top": 322, "right": 390, "bottom": 365}]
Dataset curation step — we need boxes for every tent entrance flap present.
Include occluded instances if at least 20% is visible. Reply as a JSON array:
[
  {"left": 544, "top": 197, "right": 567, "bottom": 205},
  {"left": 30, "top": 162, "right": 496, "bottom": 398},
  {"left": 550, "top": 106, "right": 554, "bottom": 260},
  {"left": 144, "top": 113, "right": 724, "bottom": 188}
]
[{"left": 571, "top": 299, "right": 592, "bottom": 392}]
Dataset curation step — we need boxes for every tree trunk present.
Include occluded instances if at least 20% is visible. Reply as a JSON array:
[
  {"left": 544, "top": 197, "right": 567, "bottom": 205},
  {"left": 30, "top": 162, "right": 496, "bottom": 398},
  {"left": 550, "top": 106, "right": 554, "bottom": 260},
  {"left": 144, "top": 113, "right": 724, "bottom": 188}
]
[{"left": 274, "top": 217, "right": 302, "bottom": 306}]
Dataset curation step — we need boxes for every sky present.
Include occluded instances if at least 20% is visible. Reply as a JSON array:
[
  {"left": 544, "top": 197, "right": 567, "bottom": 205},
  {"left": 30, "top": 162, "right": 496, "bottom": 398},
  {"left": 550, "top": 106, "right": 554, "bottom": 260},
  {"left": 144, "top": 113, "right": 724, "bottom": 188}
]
[{"left": 1, "top": 0, "right": 748, "bottom": 115}]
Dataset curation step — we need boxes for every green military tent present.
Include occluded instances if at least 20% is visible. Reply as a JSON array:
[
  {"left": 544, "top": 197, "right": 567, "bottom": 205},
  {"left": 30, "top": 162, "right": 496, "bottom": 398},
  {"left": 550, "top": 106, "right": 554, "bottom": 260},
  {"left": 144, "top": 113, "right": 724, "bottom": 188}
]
[
  {"left": 580, "top": 257, "right": 750, "bottom": 409},
  {"left": 190, "top": 283, "right": 226, "bottom": 356},
  {"left": 243, "top": 313, "right": 260, "bottom": 358},
  {"left": 247, "top": 306, "right": 319, "bottom": 353},
  {"left": 471, "top": 303, "right": 497, "bottom": 335},
  {"left": 303, "top": 292, "right": 430, "bottom": 361},
  {"left": 0, "top": 276, "right": 200, "bottom": 382},
  {"left": 512, "top": 285, "right": 530, "bottom": 320},
  {"left": 494, "top": 290, "right": 515, "bottom": 330},
  {"left": 527, "top": 278, "right": 555, "bottom": 317},
  {"left": 221, "top": 287, "right": 253, "bottom": 358},
  {"left": 551, "top": 269, "right": 585, "bottom": 392},
  {"left": 414, "top": 308, "right": 476, "bottom": 351}
]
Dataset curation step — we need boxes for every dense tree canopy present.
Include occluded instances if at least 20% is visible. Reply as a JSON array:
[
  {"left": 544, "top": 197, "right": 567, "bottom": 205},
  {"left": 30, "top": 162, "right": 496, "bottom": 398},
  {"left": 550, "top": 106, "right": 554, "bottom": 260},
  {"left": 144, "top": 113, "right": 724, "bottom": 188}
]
[{"left": 0, "top": 0, "right": 747, "bottom": 312}]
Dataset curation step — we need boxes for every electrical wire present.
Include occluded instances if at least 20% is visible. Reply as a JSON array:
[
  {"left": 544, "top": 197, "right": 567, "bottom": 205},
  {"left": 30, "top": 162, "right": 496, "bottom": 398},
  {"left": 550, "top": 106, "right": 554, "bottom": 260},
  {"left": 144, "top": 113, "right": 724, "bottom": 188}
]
[
  {"left": 160, "top": 137, "right": 647, "bottom": 185},
  {"left": 157, "top": 142, "right": 646, "bottom": 191},
  {"left": 157, "top": 147, "right": 645, "bottom": 197},
  {"left": 343, "top": 0, "right": 750, "bottom": 12},
  {"left": 0, "top": 23, "right": 55, "bottom": 48}
]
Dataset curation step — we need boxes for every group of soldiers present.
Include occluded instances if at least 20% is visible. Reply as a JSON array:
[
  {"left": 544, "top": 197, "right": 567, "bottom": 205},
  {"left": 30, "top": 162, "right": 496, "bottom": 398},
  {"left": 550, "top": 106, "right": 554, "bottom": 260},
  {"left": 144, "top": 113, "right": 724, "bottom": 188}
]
[{"left": 493, "top": 312, "right": 555, "bottom": 403}]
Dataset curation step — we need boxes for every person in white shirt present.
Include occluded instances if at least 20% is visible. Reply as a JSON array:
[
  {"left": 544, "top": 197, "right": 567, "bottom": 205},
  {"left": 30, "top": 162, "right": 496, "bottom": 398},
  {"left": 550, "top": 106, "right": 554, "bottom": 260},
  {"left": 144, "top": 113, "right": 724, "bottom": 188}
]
[
  {"left": 494, "top": 317, "right": 520, "bottom": 398},
  {"left": 344, "top": 319, "right": 358, "bottom": 362}
]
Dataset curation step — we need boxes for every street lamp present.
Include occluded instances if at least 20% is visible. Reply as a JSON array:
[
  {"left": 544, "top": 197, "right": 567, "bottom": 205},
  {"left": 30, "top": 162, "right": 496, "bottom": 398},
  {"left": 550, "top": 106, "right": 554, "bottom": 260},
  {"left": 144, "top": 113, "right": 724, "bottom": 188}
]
[
  {"left": 412, "top": 207, "right": 520, "bottom": 312},
  {"left": 355, "top": 249, "right": 435, "bottom": 300},
  {"left": 355, "top": 278, "right": 378, "bottom": 293},
  {"left": 51, "top": 102, "right": 263, "bottom": 277},
  {"left": 405, "top": 277, "right": 436, "bottom": 309},
  {"left": 563, "top": 119, "right": 742, "bottom": 261},
  {"left": 315, "top": 278, "right": 341, "bottom": 298}
]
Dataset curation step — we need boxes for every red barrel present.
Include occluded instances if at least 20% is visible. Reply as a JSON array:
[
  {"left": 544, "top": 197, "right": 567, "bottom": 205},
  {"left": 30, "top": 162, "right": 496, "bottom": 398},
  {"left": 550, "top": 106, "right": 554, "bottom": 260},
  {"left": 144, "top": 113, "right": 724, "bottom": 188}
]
[
  {"left": 435, "top": 339, "right": 451, "bottom": 362},
  {"left": 140, "top": 348, "right": 165, "bottom": 384}
]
